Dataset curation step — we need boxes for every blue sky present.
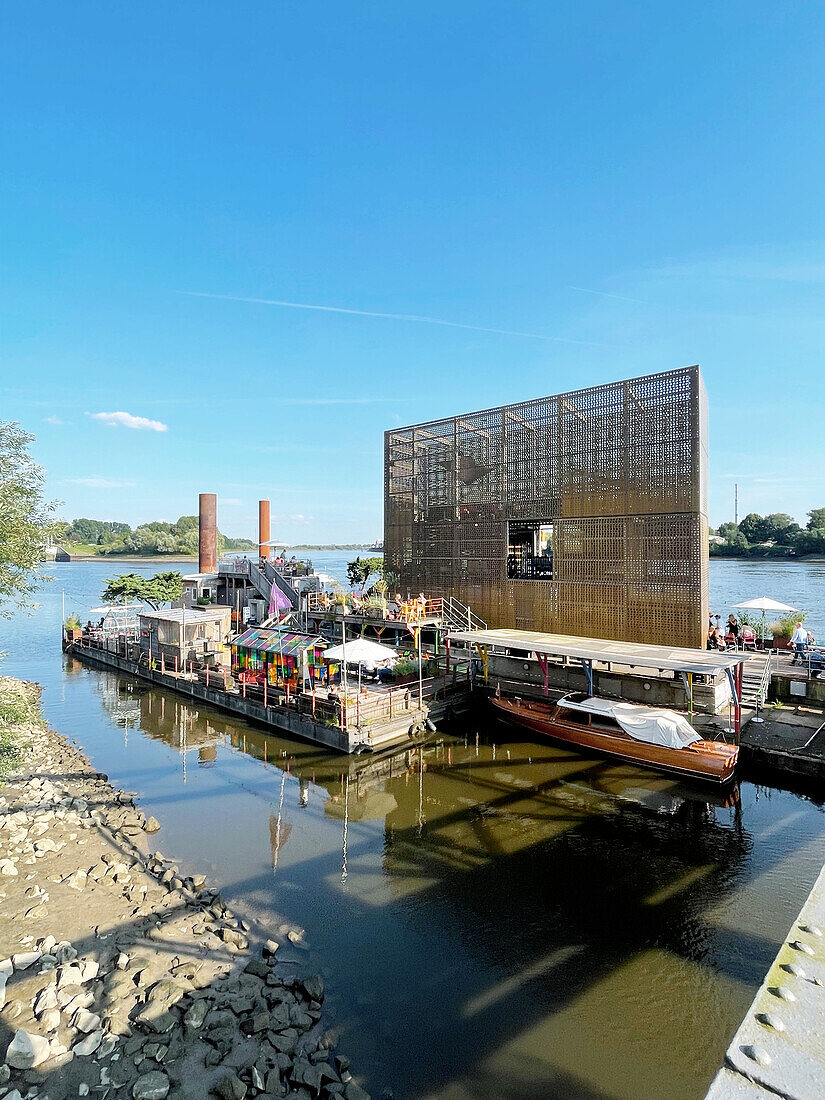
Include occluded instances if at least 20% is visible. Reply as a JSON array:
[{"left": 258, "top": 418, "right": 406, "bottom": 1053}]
[{"left": 2, "top": 2, "right": 824, "bottom": 541}]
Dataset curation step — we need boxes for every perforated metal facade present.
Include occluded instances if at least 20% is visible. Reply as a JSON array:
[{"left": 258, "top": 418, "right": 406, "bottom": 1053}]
[{"left": 384, "top": 366, "right": 708, "bottom": 648}]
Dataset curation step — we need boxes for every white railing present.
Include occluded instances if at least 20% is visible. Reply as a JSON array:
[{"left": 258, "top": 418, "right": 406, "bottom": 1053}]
[{"left": 217, "top": 557, "right": 251, "bottom": 574}]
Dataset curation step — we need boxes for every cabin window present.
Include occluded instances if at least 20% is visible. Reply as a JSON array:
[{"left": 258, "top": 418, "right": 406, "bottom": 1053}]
[{"left": 507, "top": 521, "right": 554, "bottom": 580}]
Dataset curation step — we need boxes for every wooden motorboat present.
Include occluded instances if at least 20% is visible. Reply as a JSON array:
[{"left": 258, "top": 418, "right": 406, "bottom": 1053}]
[{"left": 490, "top": 692, "right": 738, "bottom": 784}]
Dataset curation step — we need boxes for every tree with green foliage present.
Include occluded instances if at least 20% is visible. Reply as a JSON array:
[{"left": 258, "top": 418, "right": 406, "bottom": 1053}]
[
  {"left": 101, "top": 571, "right": 183, "bottom": 610},
  {"left": 739, "top": 512, "right": 769, "bottom": 543},
  {"left": 717, "top": 521, "right": 740, "bottom": 542},
  {"left": 64, "top": 518, "right": 131, "bottom": 545},
  {"left": 346, "top": 556, "right": 384, "bottom": 593},
  {"left": 808, "top": 508, "right": 825, "bottom": 531},
  {"left": 0, "top": 422, "right": 57, "bottom": 615}
]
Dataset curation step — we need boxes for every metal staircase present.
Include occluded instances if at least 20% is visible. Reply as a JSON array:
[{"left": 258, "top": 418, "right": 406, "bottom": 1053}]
[
  {"left": 439, "top": 596, "right": 487, "bottom": 632},
  {"left": 258, "top": 559, "right": 299, "bottom": 608},
  {"left": 741, "top": 651, "right": 772, "bottom": 709},
  {"left": 217, "top": 557, "right": 299, "bottom": 611}
]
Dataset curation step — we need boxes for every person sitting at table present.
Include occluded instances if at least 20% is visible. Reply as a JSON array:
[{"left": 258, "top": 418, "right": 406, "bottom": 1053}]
[
  {"left": 740, "top": 624, "right": 757, "bottom": 648},
  {"left": 727, "top": 614, "right": 740, "bottom": 643}
]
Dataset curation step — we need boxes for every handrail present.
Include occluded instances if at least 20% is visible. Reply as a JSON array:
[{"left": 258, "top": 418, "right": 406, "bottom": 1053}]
[{"left": 759, "top": 651, "right": 772, "bottom": 701}]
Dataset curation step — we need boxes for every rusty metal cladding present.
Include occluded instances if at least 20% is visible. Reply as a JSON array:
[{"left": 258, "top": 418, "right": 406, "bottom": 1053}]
[
  {"left": 384, "top": 366, "right": 709, "bottom": 649},
  {"left": 199, "top": 493, "right": 217, "bottom": 574},
  {"left": 259, "top": 499, "right": 271, "bottom": 560}
]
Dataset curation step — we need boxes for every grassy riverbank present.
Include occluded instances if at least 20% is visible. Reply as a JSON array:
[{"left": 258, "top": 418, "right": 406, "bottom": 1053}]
[
  {"left": 0, "top": 675, "right": 370, "bottom": 1099},
  {"left": 0, "top": 676, "right": 34, "bottom": 778}
]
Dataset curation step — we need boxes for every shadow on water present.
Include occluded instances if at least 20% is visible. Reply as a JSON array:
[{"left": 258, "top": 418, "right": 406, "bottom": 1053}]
[
  {"left": 63, "top": 661, "right": 825, "bottom": 1100},
  {"left": 1, "top": 556, "right": 821, "bottom": 1098}
]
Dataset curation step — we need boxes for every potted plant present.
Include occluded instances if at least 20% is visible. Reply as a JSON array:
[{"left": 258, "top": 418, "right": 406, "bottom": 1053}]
[
  {"left": 392, "top": 657, "right": 419, "bottom": 685},
  {"left": 64, "top": 614, "right": 83, "bottom": 646},
  {"left": 768, "top": 611, "right": 807, "bottom": 651}
]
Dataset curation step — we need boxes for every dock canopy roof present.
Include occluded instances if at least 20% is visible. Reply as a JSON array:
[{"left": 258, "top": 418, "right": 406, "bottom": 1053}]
[
  {"left": 447, "top": 628, "right": 747, "bottom": 676},
  {"left": 232, "top": 627, "right": 326, "bottom": 657}
]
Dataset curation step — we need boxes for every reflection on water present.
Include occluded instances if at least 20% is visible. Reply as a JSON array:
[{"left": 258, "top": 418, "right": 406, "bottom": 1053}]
[
  {"left": 75, "top": 661, "right": 825, "bottom": 1100},
  {"left": 2, "top": 557, "right": 825, "bottom": 1099}
]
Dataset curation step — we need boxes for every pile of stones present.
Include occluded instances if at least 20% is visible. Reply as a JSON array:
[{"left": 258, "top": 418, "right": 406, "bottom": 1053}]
[{"left": 0, "top": 680, "right": 377, "bottom": 1100}]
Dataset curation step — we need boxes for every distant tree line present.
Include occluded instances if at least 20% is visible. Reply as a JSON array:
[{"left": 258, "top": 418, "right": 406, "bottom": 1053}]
[
  {"left": 711, "top": 509, "right": 825, "bottom": 558},
  {"left": 58, "top": 516, "right": 256, "bottom": 556}
]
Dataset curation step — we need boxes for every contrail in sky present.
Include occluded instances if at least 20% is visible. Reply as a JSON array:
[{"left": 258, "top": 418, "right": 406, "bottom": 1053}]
[
  {"left": 567, "top": 285, "right": 652, "bottom": 305},
  {"left": 183, "top": 291, "right": 608, "bottom": 346}
]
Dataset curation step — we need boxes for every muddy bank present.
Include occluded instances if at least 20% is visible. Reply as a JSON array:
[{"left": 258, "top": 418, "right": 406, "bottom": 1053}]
[{"left": 0, "top": 677, "right": 373, "bottom": 1100}]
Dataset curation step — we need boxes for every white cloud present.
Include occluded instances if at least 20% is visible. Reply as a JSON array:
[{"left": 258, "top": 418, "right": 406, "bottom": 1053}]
[
  {"left": 43, "top": 415, "right": 65, "bottom": 426},
  {"left": 67, "top": 477, "right": 135, "bottom": 488},
  {"left": 88, "top": 411, "right": 168, "bottom": 432}
]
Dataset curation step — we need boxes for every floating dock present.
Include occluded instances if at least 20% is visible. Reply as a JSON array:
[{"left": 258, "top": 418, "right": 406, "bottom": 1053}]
[{"left": 68, "top": 639, "right": 472, "bottom": 754}]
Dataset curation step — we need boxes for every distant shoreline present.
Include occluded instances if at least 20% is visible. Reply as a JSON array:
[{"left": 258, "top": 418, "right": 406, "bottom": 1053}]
[
  {"left": 53, "top": 545, "right": 379, "bottom": 564},
  {"left": 57, "top": 554, "right": 199, "bottom": 564},
  {"left": 711, "top": 554, "right": 825, "bottom": 563}
]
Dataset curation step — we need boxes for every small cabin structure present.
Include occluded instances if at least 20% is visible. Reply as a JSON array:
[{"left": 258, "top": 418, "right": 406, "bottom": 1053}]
[{"left": 139, "top": 607, "right": 232, "bottom": 669}]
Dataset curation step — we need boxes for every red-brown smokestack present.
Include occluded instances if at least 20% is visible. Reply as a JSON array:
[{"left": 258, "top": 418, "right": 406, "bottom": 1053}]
[
  {"left": 199, "top": 493, "right": 217, "bottom": 573},
  {"left": 259, "top": 500, "right": 271, "bottom": 559}
]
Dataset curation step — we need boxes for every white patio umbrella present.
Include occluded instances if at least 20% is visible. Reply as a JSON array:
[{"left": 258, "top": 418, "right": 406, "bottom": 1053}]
[
  {"left": 324, "top": 637, "right": 399, "bottom": 695},
  {"left": 323, "top": 638, "right": 398, "bottom": 664},
  {"left": 733, "top": 596, "right": 801, "bottom": 638}
]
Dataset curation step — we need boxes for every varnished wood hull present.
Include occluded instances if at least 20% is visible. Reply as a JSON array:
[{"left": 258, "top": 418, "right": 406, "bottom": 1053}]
[{"left": 490, "top": 697, "right": 738, "bottom": 784}]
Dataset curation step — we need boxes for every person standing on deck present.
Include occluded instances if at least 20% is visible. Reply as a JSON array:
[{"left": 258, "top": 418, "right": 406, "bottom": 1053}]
[{"left": 791, "top": 622, "right": 809, "bottom": 665}]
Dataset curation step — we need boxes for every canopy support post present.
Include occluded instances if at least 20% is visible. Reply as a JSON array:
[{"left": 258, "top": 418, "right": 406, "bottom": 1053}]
[
  {"left": 725, "top": 667, "right": 741, "bottom": 743},
  {"left": 680, "top": 671, "right": 694, "bottom": 722},
  {"left": 473, "top": 643, "right": 489, "bottom": 684},
  {"left": 536, "top": 653, "right": 549, "bottom": 696},
  {"left": 580, "top": 659, "right": 593, "bottom": 695}
]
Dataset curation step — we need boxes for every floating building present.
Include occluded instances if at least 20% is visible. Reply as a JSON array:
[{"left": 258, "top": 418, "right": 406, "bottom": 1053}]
[{"left": 384, "top": 366, "right": 708, "bottom": 649}]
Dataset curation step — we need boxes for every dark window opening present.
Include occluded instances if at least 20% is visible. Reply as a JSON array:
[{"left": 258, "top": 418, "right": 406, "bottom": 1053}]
[{"left": 507, "top": 521, "right": 554, "bottom": 580}]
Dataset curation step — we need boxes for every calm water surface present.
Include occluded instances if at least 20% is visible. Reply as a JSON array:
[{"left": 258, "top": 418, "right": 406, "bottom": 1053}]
[{"left": 1, "top": 556, "right": 825, "bottom": 1099}]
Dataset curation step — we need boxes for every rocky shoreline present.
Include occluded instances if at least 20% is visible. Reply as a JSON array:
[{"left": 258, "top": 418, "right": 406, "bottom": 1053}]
[{"left": 0, "top": 677, "right": 371, "bottom": 1100}]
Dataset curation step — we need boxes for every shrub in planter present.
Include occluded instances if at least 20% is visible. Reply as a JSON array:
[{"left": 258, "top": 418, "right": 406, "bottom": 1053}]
[{"left": 769, "top": 611, "right": 808, "bottom": 649}]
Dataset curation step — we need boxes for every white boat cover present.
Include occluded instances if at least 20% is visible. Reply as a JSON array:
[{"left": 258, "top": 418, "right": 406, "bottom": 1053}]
[{"left": 559, "top": 695, "right": 701, "bottom": 750}]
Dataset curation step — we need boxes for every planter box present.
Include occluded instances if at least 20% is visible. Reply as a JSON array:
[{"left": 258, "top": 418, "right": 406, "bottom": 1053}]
[{"left": 394, "top": 672, "right": 418, "bottom": 685}]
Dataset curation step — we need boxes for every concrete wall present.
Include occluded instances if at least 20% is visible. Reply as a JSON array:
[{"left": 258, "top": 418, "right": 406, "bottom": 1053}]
[{"left": 771, "top": 673, "right": 825, "bottom": 706}]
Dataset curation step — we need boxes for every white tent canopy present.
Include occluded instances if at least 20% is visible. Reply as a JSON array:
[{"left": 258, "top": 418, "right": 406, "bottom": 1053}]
[
  {"left": 88, "top": 604, "right": 143, "bottom": 613},
  {"left": 733, "top": 597, "right": 800, "bottom": 613},
  {"left": 323, "top": 638, "right": 398, "bottom": 665}
]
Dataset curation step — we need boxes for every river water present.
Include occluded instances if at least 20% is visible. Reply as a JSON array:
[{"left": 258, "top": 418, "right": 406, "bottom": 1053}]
[{"left": 2, "top": 555, "right": 825, "bottom": 1100}]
